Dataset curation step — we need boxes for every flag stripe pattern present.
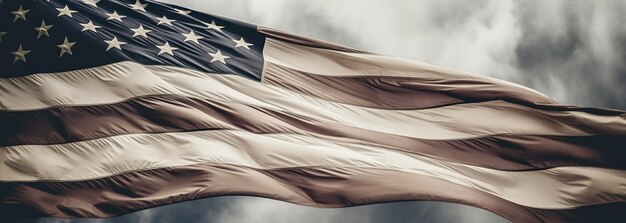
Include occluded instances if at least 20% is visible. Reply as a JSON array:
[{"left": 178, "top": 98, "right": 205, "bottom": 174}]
[
  {"left": 1, "top": 0, "right": 625, "bottom": 222},
  {"left": 4, "top": 128, "right": 626, "bottom": 208},
  {"left": 3, "top": 164, "right": 626, "bottom": 223},
  {"left": 2, "top": 92, "right": 625, "bottom": 171}
]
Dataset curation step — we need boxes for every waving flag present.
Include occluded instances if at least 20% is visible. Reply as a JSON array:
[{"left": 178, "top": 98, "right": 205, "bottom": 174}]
[{"left": 1, "top": 0, "right": 626, "bottom": 222}]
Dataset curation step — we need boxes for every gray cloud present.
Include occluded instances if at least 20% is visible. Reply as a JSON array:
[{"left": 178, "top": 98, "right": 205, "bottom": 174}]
[
  {"left": 20, "top": 196, "right": 508, "bottom": 223},
  {"left": 24, "top": 0, "right": 626, "bottom": 223},
  {"left": 512, "top": 1, "right": 626, "bottom": 109},
  {"left": 209, "top": 197, "right": 507, "bottom": 223}
]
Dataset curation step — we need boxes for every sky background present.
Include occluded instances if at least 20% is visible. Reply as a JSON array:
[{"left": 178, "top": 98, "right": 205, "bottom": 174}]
[
  {"left": 20, "top": 0, "right": 626, "bottom": 223},
  {"left": 168, "top": 0, "right": 626, "bottom": 110}
]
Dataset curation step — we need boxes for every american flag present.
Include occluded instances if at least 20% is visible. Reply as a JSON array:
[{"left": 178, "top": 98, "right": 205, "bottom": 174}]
[{"left": 1, "top": 1, "right": 625, "bottom": 222}]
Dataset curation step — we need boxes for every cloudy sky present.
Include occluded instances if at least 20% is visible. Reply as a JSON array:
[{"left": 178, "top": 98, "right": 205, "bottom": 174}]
[
  {"left": 170, "top": 0, "right": 626, "bottom": 110},
  {"left": 21, "top": 0, "right": 626, "bottom": 223}
]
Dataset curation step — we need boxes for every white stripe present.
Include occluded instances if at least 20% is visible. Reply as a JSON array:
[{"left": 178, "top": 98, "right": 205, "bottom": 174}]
[
  {"left": 0, "top": 62, "right": 184, "bottom": 111},
  {"left": 1, "top": 62, "right": 624, "bottom": 139},
  {"left": 263, "top": 37, "right": 549, "bottom": 98},
  {"left": 2, "top": 129, "right": 625, "bottom": 209}
]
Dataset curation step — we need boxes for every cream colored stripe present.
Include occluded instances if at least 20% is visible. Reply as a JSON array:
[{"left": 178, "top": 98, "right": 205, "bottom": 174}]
[
  {"left": 263, "top": 37, "right": 548, "bottom": 98},
  {"left": 2, "top": 129, "right": 625, "bottom": 209},
  {"left": 0, "top": 62, "right": 184, "bottom": 111},
  {"left": 1, "top": 62, "right": 624, "bottom": 139}
]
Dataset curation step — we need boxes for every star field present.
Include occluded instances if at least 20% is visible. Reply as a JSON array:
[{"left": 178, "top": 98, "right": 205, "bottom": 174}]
[{"left": 0, "top": 0, "right": 265, "bottom": 80}]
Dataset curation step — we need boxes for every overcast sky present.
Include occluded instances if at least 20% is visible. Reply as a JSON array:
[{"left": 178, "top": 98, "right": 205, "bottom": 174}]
[
  {"left": 171, "top": 0, "right": 626, "bottom": 110},
  {"left": 22, "top": 0, "right": 626, "bottom": 223}
]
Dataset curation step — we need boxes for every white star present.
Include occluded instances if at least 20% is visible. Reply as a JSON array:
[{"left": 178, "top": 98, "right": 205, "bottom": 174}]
[
  {"left": 80, "top": 20, "right": 101, "bottom": 32},
  {"left": 34, "top": 20, "right": 53, "bottom": 39},
  {"left": 128, "top": 0, "right": 147, "bottom": 12},
  {"left": 106, "top": 11, "right": 126, "bottom": 22},
  {"left": 156, "top": 16, "right": 175, "bottom": 26},
  {"left": 57, "top": 5, "right": 77, "bottom": 17},
  {"left": 104, "top": 36, "right": 126, "bottom": 51},
  {"left": 156, "top": 41, "right": 178, "bottom": 56},
  {"left": 232, "top": 37, "right": 253, "bottom": 50},
  {"left": 175, "top": 9, "right": 191, "bottom": 15},
  {"left": 0, "top": 32, "right": 6, "bottom": 43},
  {"left": 82, "top": 0, "right": 100, "bottom": 7},
  {"left": 208, "top": 50, "right": 230, "bottom": 64},
  {"left": 57, "top": 36, "right": 76, "bottom": 57},
  {"left": 12, "top": 5, "right": 30, "bottom": 22},
  {"left": 11, "top": 44, "right": 31, "bottom": 63},
  {"left": 182, "top": 30, "right": 203, "bottom": 44},
  {"left": 204, "top": 20, "right": 224, "bottom": 32},
  {"left": 130, "top": 24, "right": 152, "bottom": 38}
]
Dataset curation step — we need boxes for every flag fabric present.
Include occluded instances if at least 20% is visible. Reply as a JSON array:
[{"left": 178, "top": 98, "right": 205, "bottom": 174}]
[{"left": 1, "top": 0, "right": 625, "bottom": 222}]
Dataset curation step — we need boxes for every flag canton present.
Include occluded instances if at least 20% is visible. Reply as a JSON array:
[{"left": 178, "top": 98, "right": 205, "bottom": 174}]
[{"left": 0, "top": 0, "right": 265, "bottom": 80}]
